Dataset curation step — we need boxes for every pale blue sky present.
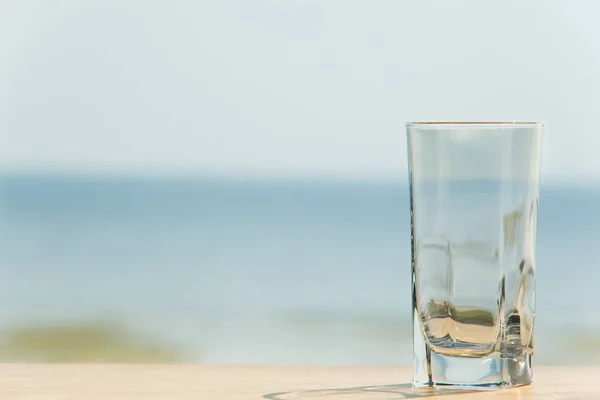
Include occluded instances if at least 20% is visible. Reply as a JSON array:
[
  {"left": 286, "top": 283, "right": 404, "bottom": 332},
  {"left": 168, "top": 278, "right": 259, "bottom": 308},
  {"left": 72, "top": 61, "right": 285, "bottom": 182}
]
[{"left": 1, "top": 0, "right": 599, "bottom": 181}]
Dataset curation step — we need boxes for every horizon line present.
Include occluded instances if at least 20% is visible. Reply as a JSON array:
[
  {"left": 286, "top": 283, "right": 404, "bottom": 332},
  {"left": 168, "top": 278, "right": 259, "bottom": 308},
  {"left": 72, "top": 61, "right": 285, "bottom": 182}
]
[{"left": 0, "top": 168, "right": 596, "bottom": 186}]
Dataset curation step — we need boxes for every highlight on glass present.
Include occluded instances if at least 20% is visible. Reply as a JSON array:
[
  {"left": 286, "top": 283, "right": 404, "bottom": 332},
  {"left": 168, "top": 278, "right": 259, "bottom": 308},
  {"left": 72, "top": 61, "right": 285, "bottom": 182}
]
[{"left": 407, "top": 121, "right": 543, "bottom": 388}]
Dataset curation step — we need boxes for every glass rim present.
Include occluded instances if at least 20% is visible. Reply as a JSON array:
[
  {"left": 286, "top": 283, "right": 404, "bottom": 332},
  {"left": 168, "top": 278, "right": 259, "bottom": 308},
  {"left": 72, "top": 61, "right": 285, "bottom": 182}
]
[{"left": 406, "top": 121, "right": 544, "bottom": 128}]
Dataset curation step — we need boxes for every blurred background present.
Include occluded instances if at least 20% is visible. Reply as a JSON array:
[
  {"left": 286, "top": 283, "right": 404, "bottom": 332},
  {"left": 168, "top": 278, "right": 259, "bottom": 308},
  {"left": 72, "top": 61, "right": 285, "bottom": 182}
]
[{"left": 1, "top": 0, "right": 599, "bottom": 365}]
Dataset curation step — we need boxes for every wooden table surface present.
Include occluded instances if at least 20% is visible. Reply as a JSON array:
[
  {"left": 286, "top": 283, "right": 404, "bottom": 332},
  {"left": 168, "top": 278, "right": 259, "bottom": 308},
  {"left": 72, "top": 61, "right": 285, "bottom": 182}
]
[{"left": 0, "top": 365, "right": 597, "bottom": 399}]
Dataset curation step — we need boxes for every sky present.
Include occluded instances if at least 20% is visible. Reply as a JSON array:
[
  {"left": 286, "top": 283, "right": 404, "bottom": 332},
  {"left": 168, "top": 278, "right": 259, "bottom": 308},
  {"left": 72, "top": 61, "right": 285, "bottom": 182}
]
[{"left": 1, "top": 0, "right": 599, "bottom": 181}]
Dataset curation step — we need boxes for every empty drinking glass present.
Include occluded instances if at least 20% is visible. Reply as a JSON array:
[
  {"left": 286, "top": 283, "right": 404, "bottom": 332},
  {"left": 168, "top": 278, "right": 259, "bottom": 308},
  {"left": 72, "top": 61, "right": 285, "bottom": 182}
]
[{"left": 407, "top": 121, "right": 543, "bottom": 388}]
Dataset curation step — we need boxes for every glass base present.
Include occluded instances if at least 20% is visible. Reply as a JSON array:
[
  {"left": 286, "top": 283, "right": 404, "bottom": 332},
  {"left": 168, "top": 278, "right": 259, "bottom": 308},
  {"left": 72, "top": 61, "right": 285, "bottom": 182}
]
[
  {"left": 413, "top": 349, "right": 532, "bottom": 389},
  {"left": 412, "top": 315, "right": 533, "bottom": 389}
]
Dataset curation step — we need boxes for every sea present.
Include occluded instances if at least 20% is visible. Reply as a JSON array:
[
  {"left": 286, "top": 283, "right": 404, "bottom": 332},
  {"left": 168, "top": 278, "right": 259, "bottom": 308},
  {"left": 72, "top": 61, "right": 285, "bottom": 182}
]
[{"left": 0, "top": 174, "right": 598, "bottom": 365}]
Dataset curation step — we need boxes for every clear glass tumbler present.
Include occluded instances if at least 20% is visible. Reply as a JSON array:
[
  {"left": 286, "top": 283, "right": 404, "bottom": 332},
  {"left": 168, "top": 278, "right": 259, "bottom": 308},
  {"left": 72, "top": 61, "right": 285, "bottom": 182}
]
[{"left": 407, "top": 121, "right": 543, "bottom": 389}]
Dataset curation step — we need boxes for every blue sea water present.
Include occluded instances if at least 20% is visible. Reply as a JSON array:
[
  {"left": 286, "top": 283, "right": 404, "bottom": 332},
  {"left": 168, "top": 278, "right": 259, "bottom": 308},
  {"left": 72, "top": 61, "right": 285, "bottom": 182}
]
[{"left": 0, "top": 175, "right": 599, "bottom": 365}]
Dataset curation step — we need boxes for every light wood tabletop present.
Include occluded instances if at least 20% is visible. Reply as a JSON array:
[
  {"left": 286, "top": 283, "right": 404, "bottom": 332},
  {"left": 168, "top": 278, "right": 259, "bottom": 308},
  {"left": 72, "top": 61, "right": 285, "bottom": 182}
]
[{"left": 0, "top": 365, "right": 597, "bottom": 399}]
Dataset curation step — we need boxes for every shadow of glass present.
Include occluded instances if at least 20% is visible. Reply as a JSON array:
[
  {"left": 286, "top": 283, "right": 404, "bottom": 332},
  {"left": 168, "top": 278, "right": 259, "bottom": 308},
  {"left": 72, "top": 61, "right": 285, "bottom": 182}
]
[{"left": 264, "top": 383, "right": 478, "bottom": 399}]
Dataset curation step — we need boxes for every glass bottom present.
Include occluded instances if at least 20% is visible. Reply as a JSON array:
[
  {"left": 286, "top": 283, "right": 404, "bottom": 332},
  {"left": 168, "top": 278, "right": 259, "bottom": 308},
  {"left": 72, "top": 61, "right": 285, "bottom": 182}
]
[
  {"left": 413, "top": 316, "right": 533, "bottom": 389},
  {"left": 412, "top": 352, "right": 532, "bottom": 389}
]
